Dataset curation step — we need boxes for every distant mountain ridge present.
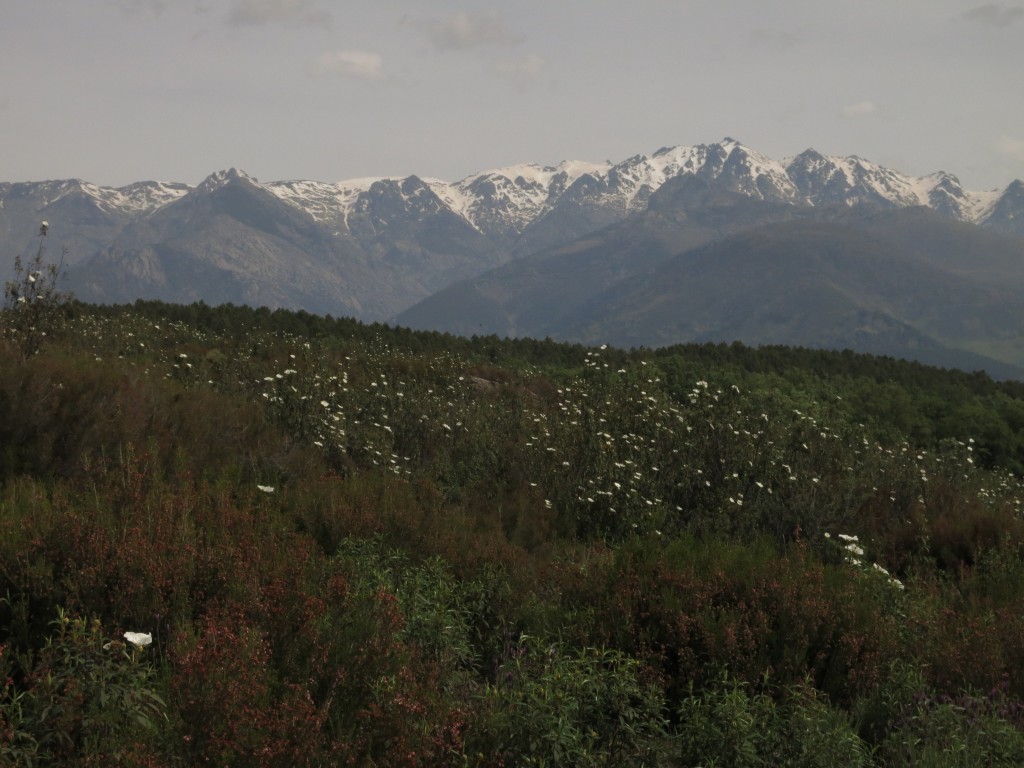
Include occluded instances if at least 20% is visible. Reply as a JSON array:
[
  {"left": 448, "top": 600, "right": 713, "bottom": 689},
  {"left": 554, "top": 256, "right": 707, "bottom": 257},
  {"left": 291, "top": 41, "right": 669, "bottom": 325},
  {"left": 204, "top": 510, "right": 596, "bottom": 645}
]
[
  {"left": 4, "top": 137, "right": 1021, "bottom": 252},
  {"left": 3, "top": 138, "right": 1024, "bottom": 375},
  {"left": 266, "top": 139, "right": 1020, "bottom": 237}
]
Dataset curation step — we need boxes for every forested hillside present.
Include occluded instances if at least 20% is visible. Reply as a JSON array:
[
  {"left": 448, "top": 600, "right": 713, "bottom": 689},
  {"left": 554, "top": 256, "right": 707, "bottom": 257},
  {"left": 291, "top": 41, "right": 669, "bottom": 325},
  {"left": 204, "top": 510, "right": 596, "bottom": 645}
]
[{"left": 3, "top": 294, "right": 1024, "bottom": 765}]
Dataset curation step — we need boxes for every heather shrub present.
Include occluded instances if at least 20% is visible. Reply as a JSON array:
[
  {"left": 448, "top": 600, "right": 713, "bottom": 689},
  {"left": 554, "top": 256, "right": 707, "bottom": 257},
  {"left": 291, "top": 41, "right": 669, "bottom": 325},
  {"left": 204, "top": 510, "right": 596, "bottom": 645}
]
[
  {"left": 171, "top": 605, "right": 301, "bottom": 764},
  {"left": 581, "top": 536, "right": 898, "bottom": 709}
]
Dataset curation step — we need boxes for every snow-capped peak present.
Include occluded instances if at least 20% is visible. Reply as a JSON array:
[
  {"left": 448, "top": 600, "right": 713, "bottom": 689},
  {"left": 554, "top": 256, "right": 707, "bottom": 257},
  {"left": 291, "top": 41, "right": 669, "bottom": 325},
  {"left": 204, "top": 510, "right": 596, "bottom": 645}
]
[
  {"left": 196, "top": 168, "right": 257, "bottom": 193},
  {"left": 69, "top": 141, "right": 1017, "bottom": 239},
  {"left": 783, "top": 150, "right": 993, "bottom": 220},
  {"left": 436, "top": 159, "right": 612, "bottom": 235}
]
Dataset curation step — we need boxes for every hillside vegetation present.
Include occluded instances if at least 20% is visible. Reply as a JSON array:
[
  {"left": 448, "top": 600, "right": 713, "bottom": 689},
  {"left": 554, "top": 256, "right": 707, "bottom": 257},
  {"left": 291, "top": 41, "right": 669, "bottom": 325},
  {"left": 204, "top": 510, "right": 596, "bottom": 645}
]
[{"left": 3, "top": 297, "right": 1024, "bottom": 765}]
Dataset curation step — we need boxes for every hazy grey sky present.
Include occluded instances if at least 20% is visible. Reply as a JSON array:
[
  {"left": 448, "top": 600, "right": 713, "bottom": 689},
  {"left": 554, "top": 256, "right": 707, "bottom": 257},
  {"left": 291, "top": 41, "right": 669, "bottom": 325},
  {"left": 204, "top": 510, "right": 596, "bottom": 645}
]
[{"left": 3, "top": 0, "right": 1022, "bottom": 190}]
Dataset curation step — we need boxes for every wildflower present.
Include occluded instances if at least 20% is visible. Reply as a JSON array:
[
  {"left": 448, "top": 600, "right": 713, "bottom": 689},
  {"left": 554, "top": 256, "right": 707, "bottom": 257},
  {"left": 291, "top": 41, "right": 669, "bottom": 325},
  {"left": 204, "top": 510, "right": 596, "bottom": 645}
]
[
  {"left": 123, "top": 631, "right": 152, "bottom": 647},
  {"left": 256, "top": 485, "right": 275, "bottom": 493}
]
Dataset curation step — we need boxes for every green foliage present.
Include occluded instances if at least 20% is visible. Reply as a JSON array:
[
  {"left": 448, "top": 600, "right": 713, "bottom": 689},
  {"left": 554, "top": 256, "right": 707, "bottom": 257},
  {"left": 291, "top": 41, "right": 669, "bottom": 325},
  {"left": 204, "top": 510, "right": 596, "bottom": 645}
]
[
  {"left": 677, "top": 672, "right": 870, "bottom": 767},
  {"left": 879, "top": 701, "right": 1024, "bottom": 767},
  {"left": 859, "top": 661, "right": 1024, "bottom": 767},
  {"left": 467, "top": 635, "right": 669, "bottom": 766},
  {"left": 0, "top": 608, "right": 166, "bottom": 765},
  {"left": 1, "top": 299, "right": 1024, "bottom": 763}
]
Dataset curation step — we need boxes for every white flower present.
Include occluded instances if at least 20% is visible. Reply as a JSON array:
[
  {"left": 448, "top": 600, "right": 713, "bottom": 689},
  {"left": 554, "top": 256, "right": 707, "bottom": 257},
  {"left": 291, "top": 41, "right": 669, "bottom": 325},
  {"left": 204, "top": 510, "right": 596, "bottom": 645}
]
[
  {"left": 256, "top": 484, "right": 275, "bottom": 493},
  {"left": 123, "top": 631, "right": 152, "bottom": 647}
]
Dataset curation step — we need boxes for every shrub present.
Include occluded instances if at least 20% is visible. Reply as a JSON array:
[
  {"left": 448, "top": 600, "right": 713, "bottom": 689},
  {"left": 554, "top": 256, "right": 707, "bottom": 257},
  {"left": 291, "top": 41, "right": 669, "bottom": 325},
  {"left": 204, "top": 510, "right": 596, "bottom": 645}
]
[
  {"left": 0, "top": 608, "right": 167, "bottom": 765},
  {"left": 676, "top": 672, "right": 870, "bottom": 768},
  {"left": 876, "top": 690, "right": 1024, "bottom": 767},
  {"left": 2, "top": 222, "right": 72, "bottom": 360},
  {"left": 466, "top": 635, "right": 670, "bottom": 767}
]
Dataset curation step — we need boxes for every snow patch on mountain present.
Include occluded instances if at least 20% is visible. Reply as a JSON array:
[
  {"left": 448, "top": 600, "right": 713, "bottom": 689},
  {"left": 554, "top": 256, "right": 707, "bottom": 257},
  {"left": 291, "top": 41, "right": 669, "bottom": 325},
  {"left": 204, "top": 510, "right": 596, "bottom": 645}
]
[
  {"left": 23, "top": 139, "right": 1016, "bottom": 241},
  {"left": 219, "top": 141, "right": 1024, "bottom": 239},
  {"left": 0, "top": 178, "right": 191, "bottom": 217},
  {"left": 268, "top": 179, "right": 364, "bottom": 228},
  {"left": 91, "top": 181, "right": 192, "bottom": 215},
  {"left": 445, "top": 160, "right": 612, "bottom": 235}
]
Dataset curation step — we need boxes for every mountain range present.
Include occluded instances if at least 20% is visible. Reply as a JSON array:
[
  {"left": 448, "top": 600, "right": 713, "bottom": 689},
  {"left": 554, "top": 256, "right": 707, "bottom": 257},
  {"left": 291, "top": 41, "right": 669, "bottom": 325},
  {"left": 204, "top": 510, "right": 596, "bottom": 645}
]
[{"left": 3, "top": 138, "right": 1023, "bottom": 375}]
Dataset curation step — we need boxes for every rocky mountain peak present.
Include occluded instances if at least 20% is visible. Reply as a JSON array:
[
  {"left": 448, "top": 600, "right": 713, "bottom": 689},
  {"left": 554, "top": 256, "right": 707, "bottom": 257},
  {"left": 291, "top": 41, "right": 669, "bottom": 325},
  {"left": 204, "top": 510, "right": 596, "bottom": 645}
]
[{"left": 196, "top": 168, "right": 258, "bottom": 193}]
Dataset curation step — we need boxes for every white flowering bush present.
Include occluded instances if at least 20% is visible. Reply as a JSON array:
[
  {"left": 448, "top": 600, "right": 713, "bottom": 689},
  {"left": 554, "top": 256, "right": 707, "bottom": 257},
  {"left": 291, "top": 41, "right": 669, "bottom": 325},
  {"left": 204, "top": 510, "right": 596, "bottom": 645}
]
[
  {"left": 0, "top": 609, "right": 166, "bottom": 764},
  {"left": 2, "top": 221, "right": 72, "bottom": 358}
]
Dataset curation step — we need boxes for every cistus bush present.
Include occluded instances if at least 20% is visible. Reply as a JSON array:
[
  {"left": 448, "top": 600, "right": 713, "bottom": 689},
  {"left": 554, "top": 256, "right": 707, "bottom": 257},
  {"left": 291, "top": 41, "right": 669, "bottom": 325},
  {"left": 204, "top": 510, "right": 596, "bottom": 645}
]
[
  {"left": 0, "top": 608, "right": 166, "bottom": 765},
  {"left": 2, "top": 222, "right": 72, "bottom": 360}
]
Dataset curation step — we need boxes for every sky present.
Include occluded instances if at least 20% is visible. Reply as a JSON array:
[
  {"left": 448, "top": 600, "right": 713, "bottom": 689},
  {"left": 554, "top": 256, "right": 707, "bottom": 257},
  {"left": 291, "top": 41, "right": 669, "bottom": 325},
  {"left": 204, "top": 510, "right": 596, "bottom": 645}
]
[{"left": 2, "top": 0, "right": 1023, "bottom": 191}]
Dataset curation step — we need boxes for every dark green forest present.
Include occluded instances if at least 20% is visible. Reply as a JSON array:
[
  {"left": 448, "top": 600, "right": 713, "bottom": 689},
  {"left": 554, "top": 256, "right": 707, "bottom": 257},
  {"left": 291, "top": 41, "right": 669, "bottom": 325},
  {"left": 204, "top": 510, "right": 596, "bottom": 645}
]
[{"left": 3, "top": 287, "right": 1024, "bottom": 765}]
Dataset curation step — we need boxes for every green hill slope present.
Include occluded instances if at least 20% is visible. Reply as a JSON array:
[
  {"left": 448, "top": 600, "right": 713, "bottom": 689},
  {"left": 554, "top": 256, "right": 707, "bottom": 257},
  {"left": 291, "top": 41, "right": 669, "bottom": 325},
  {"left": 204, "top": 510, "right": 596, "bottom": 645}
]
[{"left": 2, "top": 299, "right": 1024, "bottom": 765}]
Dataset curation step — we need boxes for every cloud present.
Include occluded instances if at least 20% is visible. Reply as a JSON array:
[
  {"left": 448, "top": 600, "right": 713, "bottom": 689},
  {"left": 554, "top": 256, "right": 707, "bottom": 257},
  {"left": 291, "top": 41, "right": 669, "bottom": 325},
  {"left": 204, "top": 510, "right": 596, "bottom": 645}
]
[
  {"left": 839, "top": 100, "right": 878, "bottom": 118},
  {"left": 227, "top": 0, "right": 331, "bottom": 28},
  {"left": 113, "top": 0, "right": 188, "bottom": 14},
  {"left": 421, "top": 11, "right": 523, "bottom": 51},
  {"left": 962, "top": 3, "right": 1024, "bottom": 26},
  {"left": 308, "top": 50, "right": 385, "bottom": 80},
  {"left": 750, "top": 28, "right": 802, "bottom": 50},
  {"left": 993, "top": 135, "right": 1024, "bottom": 161},
  {"left": 113, "top": 0, "right": 168, "bottom": 12},
  {"left": 494, "top": 53, "right": 545, "bottom": 87}
]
